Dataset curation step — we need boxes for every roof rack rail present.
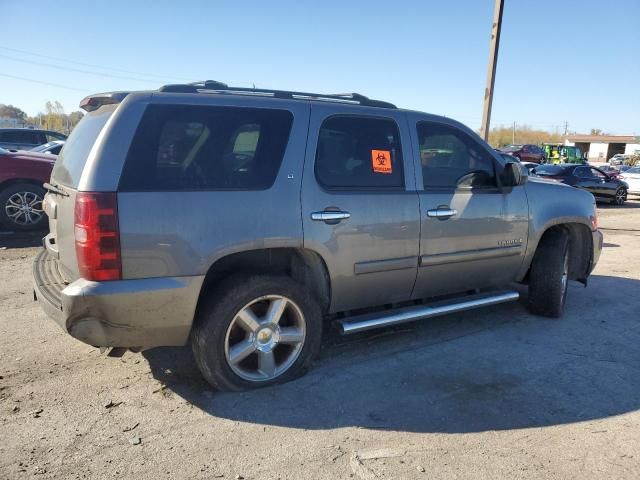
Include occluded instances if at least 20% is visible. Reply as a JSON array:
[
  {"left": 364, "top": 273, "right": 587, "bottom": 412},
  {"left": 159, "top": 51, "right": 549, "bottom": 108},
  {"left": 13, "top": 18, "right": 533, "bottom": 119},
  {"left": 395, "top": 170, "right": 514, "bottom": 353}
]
[{"left": 158, "top": 80, "right": 396, "bottom": 109}]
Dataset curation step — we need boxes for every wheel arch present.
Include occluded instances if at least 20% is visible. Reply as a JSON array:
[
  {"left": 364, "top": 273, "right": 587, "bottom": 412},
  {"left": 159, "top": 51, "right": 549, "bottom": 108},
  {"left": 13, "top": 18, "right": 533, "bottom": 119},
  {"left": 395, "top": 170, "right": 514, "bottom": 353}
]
[
  {"left": 521, "top": 222, "right": 593, "bottom": 285},
  {"left": 197, "top": 247, "right": 332, "bottom": 314}
]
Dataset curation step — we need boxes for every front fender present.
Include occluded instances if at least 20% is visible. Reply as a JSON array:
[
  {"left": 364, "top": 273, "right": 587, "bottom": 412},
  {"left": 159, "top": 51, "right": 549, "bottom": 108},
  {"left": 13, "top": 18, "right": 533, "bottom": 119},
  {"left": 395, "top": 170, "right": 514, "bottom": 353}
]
[{"left": 517, "top": 179, "right": 595, "bottom": 281}]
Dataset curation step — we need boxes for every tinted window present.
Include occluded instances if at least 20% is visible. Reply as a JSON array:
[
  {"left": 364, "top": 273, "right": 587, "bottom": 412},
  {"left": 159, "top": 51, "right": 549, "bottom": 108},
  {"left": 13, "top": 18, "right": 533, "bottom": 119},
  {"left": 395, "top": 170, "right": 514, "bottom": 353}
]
[
  {"left": 315, "top": 116, "right": 403, "bottom": 189},
  {"left": 0, "top": 130, "right": 41, "bottom": 145},
  {"left": 51, "top": 106, "right": 114, "bottom": 187},
  {"left": 120, "top": 105, "right": 293, "bottom": 191},
  {"left": 417, "top": 122, "right": 496, "bottom": 188},
  {"left": 534, "top": 165, "right": 572, "bottom": 176},
  {"left": 591, "top": 168, "right": 606, "bottom": 179},
  {"left": 574, "top": 167, "right": 593, "bottom": 178}
]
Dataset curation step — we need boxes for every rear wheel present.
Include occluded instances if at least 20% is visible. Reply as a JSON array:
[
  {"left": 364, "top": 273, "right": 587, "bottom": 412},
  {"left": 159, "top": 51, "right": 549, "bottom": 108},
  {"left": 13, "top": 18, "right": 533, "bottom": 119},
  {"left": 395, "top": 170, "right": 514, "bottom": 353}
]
[
  {"left": 0, "top": 183, "right": 47, "bottom": 231},
  {"left": 191, "top": 275, "right": 323, "bottom": 391},
  {"left": 612, "top": 187, "right": 626, "bottom": 206},
  {"left": 526, "top": 229, "right": 570, "bottom": 318}
]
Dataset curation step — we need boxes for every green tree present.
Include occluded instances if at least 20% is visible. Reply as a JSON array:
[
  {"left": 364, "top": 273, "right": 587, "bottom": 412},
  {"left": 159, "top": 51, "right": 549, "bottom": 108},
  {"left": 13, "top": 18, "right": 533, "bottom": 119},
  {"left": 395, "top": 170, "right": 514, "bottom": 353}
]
[
  {"left": 68, "top": 110, "right": 84, "bottom": 130},
  {"left": 0, "top": 104, "right": 27, "bottom": 123},
  {"left": 43, "top": 101, "right": 65, "bottom": 131}
]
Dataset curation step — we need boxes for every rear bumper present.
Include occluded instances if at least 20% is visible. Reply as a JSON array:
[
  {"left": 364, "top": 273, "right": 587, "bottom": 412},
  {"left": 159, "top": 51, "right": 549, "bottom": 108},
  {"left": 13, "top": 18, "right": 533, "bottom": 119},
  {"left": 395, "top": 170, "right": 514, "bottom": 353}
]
[{"left": 33, "top": 250, "right": 205, "bottom": 349}]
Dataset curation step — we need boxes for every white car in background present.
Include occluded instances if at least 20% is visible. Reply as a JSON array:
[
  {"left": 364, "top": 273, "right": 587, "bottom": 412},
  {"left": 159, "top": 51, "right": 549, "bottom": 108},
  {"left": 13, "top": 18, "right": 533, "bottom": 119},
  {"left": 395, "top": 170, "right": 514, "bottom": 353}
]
[
  {"left": 620, "top": 166, "right": 640, "bottom": 195},
  {"left": 609, "top": 154, "right": 628, "bottom": 166}
]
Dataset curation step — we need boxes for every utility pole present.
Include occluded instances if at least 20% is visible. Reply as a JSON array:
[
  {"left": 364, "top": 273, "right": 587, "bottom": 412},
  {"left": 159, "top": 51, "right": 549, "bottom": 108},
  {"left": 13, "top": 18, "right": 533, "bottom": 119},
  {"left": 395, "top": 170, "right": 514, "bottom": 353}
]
[
  {"left": 512, "top": 121, "right": 516, "bottom": 144},
  {"left": 480, "top": 0, "right": 505, "bottom": 142},
  {"left": 563, "top": 121, "right": 569, "bottom": 136}
]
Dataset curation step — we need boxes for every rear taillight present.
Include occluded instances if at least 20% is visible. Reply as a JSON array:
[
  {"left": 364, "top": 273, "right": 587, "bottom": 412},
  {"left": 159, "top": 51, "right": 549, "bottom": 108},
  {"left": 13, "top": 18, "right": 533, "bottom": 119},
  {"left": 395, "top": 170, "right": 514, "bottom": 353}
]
[
  {"left": 590, "top": 204, "right": 598, "bottom": 231},
  {"left": 74, "top": 192, "right": 122, "bottom": 281}
]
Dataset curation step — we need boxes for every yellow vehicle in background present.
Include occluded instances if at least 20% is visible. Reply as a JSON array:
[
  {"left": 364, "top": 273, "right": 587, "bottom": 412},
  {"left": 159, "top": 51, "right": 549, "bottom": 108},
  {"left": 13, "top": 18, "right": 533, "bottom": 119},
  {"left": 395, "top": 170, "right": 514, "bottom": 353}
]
[{"left": 543, "top": 143, "right": 586, "bottom": 164}]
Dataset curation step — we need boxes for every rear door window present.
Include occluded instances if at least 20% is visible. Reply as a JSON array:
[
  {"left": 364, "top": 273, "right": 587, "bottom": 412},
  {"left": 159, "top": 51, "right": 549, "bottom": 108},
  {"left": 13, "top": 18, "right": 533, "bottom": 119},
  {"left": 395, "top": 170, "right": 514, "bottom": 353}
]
[
  {"left": 314, "top": 116, "right": 404, "bottom": 189},
  {"left": 119, "top": 105, "right": 293, "bottom": 191}
]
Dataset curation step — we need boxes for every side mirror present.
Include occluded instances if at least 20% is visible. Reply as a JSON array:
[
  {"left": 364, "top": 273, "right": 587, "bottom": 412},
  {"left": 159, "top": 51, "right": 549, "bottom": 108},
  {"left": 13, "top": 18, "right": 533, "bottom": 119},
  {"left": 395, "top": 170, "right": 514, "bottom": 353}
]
[{"left": 502, "top": 162, "right": 528, "bottom": 187}]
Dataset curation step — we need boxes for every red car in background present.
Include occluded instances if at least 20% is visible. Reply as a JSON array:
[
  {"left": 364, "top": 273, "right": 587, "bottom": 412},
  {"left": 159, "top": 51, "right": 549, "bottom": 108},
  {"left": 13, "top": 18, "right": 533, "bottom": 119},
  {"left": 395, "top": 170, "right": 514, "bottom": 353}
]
[
  {"left": 497, "top": 144, "right": 547, "bottom": 163},
  {"left": 0, "top": 146, "right": 54, "bottom": 231}
]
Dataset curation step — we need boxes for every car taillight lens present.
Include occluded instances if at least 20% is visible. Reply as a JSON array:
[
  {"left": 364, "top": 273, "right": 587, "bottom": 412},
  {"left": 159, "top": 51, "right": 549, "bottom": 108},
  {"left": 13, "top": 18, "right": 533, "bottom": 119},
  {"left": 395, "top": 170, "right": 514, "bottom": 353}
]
[
  {"left": 74, "top": 192, "right": 122, "bottom": 281},
  {"left": 590, "top": 204, "right": 598, "bottom": 231}
]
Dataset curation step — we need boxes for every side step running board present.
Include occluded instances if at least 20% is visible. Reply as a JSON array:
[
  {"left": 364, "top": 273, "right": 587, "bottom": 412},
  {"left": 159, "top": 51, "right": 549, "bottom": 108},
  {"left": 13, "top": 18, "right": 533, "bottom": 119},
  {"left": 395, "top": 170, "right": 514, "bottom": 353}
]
[{"left": 336, "top": 291, "right": 519, "bottom": 335}]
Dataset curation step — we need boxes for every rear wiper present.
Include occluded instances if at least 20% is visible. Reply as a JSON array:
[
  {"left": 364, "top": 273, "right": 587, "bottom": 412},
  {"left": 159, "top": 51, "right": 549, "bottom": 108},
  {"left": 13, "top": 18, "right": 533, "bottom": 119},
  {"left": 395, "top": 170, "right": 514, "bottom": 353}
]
[{"left": 43, "top": 182, "right": 69, "bottom": 197}]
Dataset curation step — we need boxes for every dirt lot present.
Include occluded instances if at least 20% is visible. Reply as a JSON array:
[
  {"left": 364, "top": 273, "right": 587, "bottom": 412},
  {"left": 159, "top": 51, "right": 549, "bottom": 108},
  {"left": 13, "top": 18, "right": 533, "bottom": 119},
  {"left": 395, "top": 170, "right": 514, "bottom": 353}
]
[{"left": 1, "top": 201, "right": 639, "bottom": 480}]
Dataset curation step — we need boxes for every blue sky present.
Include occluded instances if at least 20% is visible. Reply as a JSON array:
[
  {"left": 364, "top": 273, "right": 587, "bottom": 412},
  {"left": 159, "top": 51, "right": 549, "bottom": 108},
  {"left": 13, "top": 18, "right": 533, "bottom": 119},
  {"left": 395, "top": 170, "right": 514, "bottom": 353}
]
[{"left": 1, "top": 0, "right": 638, "bottom": 134}]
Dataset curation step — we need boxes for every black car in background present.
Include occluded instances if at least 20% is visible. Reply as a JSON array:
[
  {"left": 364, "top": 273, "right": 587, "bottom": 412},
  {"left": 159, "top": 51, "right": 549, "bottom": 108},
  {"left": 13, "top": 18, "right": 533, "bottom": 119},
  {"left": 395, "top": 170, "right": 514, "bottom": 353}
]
[
  {"left": 533, "top": 164, "right": 629, "bottom": 205},
  {"left": 0, "top": 128, "right": 67, "bottom": 151}
]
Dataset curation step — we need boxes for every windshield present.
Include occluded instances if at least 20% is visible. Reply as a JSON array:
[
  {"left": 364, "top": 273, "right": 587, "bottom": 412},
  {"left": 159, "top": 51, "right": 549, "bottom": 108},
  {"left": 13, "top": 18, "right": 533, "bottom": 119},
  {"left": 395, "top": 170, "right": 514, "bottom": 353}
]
[
  {"left": 626, "top": 167, "right": 640, "bottom": 174},
  {"left": 501, "top": 145, "right": 522, "bottom": 152}
]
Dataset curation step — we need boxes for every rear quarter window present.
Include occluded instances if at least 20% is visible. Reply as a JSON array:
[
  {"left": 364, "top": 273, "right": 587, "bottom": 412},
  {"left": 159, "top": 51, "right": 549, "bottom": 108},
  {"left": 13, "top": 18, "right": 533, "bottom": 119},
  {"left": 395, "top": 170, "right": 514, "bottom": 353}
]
[
  {"left": 119, "top": 104, "right": 293, "bottom": 191},
  {"left": 51, "top": 106, "right": 114, "bottom": 187}
]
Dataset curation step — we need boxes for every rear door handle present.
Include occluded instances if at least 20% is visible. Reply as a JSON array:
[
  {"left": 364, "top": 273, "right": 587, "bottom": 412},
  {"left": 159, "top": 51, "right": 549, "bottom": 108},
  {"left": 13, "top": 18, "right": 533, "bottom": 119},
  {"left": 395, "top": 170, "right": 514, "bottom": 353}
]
[
  {"left": 311, "top": 211, "right": 351, "bottom": 222},
  {"left": 427, "top": 208, "right": 457, "bottom": 219}
]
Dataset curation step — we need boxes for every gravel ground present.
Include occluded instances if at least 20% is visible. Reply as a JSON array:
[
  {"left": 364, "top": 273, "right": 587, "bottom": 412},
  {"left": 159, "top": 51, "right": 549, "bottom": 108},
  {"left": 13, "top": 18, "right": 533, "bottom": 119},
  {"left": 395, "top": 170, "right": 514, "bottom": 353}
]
[{"left": 1, "top": 201, "right": 639, "bottom": 479}]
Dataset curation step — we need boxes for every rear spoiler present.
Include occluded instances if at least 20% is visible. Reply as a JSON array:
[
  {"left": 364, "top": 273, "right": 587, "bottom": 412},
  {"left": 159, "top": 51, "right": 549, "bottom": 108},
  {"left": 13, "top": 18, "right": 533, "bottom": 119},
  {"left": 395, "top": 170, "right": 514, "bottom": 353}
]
[{"left": 79, "top": 92, "right": 129, "bottom": 112}]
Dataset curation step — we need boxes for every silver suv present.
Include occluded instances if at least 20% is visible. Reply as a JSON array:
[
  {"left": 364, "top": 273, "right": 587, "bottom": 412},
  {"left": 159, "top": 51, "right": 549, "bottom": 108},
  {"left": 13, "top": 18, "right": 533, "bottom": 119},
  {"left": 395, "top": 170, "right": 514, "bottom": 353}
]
[{"left": 33, "top": 81, "right": 603, "bottom": 390}]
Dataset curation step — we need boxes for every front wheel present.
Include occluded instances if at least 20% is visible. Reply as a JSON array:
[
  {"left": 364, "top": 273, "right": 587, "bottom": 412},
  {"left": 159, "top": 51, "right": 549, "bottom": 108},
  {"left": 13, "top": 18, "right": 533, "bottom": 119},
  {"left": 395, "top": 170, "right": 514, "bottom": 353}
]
[
  {"left": 191, "top": 275, "right": 323, "bottom": 391},
  {"left": 0, "top": 183, "right": 47, "bottom": 231},
  {"left": 612, "top": 187, "right": 626, "bottom": 206},
  {"left": 526, "top": 229, "right": 570, "bottom": 318}
]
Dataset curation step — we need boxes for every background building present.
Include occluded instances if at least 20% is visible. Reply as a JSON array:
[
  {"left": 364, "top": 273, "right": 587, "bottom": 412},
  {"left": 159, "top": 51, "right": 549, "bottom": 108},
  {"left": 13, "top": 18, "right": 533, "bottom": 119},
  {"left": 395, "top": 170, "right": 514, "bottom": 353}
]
[{"left": 565, "top": 135, "right": 640, "bottom": 162}]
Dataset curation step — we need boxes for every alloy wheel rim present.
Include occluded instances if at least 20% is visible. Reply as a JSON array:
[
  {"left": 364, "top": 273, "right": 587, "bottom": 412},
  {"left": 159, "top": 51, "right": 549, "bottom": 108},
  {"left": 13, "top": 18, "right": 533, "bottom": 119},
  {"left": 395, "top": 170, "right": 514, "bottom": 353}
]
[
  {"left": 224, "top": 295, "right": 306, "bottom": 382},
  {"left": 615, "top": 189, "right": 626, "bottom": 204},
  {"left": 5, "top": 191, "right": 44, "bottom": 226}
]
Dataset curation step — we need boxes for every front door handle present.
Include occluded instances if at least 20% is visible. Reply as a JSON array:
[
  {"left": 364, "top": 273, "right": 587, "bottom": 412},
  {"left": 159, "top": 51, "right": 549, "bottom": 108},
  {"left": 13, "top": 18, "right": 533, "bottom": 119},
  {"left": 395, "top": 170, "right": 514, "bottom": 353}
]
[
  {"left": 311, "top": 211, "right": 351, "bottom": 222},
  {"left": 427, "top": 208, "right": 458, "bottom": 219}
]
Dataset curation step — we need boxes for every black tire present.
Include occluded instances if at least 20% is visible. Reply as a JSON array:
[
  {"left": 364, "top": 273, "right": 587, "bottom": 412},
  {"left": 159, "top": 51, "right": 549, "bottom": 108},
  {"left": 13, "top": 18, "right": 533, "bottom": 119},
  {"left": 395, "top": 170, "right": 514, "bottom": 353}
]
[
  {"left": 611, "top": 187, "right": 626, "bottom": 206},
  {"left": 526, "top": 229, "right": 570, "bottom": 318},
  {"left": 0, "top": 183, "right": 47, "bottom": 231},
  {"left": 191, "top": 275, "right": 323, "bottom": 391}
]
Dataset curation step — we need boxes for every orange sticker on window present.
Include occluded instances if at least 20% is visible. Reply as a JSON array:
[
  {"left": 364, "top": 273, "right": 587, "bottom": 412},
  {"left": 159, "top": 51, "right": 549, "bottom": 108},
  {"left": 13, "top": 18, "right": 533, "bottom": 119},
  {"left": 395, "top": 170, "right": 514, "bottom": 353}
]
[{"left": 371, "top": 150, "right": 392, "bottom": 174}]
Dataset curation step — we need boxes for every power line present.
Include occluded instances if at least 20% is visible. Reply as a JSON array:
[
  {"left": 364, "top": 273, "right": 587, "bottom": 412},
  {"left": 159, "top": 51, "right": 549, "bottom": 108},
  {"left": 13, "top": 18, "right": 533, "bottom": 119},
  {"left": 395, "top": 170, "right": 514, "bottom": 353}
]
[
  {"left": 0, "top": 72, "right": 91, "bottom": 93},
  {"left": 0, "top": 45, "right": 189, "bottom": 82},
  {"left": 0, "top": 53, "right": 166, "bottom": 84}
]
